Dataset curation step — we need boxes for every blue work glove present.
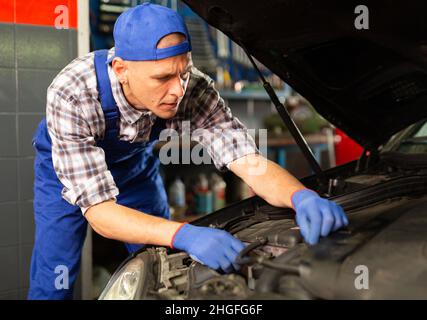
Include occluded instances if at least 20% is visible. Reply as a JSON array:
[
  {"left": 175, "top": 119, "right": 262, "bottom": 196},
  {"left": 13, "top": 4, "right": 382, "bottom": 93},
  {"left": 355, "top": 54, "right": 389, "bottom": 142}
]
[
  {"left": 291, "top": 189, "right": 349, "bottom": 245},
  {"left": 171, "top": 223, "right": 245, "bottom": 272}
]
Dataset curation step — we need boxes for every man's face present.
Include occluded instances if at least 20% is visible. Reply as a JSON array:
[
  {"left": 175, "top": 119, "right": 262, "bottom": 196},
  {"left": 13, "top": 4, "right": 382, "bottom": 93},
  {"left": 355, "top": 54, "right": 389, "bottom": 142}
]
[{"left": 112, "top": 33, "right": 191, "bottom": 119}]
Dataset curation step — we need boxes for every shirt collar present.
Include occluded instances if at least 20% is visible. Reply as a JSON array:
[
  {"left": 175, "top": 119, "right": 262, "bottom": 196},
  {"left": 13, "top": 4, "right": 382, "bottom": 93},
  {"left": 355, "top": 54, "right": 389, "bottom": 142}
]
[{"left": 107, "top": 48, "right": 154, "bottom": 125}]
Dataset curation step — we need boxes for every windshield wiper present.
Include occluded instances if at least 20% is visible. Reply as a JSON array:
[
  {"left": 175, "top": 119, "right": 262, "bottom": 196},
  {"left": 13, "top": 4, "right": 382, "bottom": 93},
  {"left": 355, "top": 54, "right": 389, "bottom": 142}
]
[{"left": 240, "top": 44, "right": 327, "bottom": 191}]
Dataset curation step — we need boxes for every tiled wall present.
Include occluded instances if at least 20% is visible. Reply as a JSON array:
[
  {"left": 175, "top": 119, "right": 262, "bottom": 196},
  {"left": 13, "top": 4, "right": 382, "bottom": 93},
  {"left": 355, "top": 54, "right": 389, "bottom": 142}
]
[{"left": 0, "top": 0, "right": 78, "bottom": 299}]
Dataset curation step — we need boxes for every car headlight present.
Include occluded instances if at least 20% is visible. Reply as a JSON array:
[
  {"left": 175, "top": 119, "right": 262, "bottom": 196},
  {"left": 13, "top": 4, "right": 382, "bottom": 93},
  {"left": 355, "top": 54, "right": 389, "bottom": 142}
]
[{"left": 99, "top": 257, "right": 144, "bottom": 300}]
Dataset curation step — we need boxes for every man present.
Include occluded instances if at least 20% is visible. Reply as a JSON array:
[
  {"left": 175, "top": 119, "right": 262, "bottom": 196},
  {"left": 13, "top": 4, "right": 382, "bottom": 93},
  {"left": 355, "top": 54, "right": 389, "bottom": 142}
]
[{"left": 29, "top": 3, "right": 348, "bottom": 299}]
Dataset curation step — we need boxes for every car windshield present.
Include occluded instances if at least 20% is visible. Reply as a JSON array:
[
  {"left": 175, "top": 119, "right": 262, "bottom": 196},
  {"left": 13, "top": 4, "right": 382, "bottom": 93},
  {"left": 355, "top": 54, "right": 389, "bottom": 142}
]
[{"left": 391, "top": 119, "right": 427, "bottom": 154}]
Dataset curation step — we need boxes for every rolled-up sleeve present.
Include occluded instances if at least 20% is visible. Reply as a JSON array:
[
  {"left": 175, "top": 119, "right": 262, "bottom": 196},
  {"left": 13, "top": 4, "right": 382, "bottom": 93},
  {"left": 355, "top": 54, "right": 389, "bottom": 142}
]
[
  {"left": 46, "top": 89, "right": 119, "bottom": 214},
  {"left": 189, "top": 76, "right": 260, "bottom": 171}
]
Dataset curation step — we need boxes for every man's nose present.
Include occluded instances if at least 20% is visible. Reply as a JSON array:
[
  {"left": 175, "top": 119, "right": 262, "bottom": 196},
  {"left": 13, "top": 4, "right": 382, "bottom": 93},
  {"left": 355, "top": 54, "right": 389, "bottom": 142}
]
[{"left": 169, "top": 76, "right": 185, "bottom": 98}]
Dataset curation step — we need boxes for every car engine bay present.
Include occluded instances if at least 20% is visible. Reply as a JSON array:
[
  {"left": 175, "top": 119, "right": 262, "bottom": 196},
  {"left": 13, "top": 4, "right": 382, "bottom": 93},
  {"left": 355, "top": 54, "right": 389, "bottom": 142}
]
[{"left": 100, "top": 153, "right": 427, "bottom": 300}]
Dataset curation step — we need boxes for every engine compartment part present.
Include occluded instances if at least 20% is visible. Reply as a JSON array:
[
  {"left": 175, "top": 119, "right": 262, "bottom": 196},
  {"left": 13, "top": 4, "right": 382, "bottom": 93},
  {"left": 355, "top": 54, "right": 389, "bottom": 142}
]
[{"left": 297, "top": 196, "right": 427, "bottom": 299}]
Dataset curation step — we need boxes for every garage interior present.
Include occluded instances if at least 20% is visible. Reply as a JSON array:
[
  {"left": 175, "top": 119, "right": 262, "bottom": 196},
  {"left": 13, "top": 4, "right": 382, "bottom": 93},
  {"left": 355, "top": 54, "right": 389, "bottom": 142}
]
[{"left": 0, "top": 0, "right": 367, "bottom": 300}]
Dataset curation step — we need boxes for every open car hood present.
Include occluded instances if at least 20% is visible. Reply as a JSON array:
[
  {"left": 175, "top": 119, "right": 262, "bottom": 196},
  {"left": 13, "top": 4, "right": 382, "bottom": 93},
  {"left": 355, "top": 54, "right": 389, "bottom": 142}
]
[{"left": 183, "top": 0, "right": 427, "bottom": 148}]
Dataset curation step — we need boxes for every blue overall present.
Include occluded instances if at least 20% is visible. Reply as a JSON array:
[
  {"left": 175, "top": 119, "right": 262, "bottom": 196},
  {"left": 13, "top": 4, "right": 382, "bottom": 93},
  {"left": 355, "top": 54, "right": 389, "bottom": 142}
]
[{"left": 28, "top": 50, "right": 170, "bottom": 300}]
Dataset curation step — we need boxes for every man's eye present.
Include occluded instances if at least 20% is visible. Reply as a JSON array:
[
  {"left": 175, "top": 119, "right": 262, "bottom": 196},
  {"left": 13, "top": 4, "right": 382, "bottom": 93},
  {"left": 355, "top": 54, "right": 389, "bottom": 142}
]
[
  {"left": 180, "top": 72, "right": 189, "bottom": 81},
  {"left": 158, "top": 76, "right": 170, "bottom": 82}
]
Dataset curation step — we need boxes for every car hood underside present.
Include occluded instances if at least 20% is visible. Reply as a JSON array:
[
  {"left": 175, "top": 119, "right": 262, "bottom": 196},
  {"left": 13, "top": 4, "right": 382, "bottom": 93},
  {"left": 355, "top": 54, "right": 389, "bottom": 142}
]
[{"left": 183, "top": 0, "right": 427, "bottom": 148}]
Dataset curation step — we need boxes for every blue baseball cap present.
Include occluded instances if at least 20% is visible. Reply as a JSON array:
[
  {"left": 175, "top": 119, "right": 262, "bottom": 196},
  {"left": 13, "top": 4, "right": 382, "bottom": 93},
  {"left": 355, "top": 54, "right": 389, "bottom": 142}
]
[{"left": 107, "top": 3, "right": 192, "bottom": 63}]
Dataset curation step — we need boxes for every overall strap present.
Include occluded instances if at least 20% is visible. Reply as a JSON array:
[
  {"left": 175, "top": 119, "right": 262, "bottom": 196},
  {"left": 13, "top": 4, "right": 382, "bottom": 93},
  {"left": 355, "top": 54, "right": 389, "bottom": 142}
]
[
  {"left": 149, "top": 117, "right": 167, "bottom": 140},
  {"left": 94, "top": 49, "right": 119, "bottom": 131}
]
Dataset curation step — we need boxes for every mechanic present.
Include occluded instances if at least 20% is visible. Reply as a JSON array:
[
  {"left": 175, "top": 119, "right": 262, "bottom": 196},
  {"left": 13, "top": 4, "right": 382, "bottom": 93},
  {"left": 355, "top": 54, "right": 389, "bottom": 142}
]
[{"left": 28, "top": 3, "right": 349, "bottom": 299}]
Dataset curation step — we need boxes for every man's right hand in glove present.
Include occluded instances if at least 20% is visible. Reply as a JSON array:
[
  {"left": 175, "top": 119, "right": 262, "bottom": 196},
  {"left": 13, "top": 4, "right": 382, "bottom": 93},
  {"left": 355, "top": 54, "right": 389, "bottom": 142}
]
[{"left": 171, "top": 223, "right": 245, "bottom": 273}]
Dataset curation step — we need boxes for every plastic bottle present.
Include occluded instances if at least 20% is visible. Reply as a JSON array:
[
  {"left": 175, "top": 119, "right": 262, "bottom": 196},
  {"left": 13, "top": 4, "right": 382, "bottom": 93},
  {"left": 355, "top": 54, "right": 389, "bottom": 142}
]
[
  {"left": 210, "top": 173, "right": 226, "bottom": 211},
  {"left": 195, "top": 174, "right": 213, "bottom": 215},
  {"left": 168, "top": 177, "right": 186, "bottom": 219}
]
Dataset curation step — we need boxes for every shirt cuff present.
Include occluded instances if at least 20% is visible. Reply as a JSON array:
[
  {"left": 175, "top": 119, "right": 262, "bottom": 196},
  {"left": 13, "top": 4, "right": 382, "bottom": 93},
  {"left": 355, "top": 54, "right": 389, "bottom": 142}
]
[
  {"left": 80, "top": 197, "right": 117, "bottom": 216},
  {"left": 60, "top": 171, "right": 120, "bottom": 215},
  {"left": 225, "top": 150, "right": 260, "bottom": 170}
]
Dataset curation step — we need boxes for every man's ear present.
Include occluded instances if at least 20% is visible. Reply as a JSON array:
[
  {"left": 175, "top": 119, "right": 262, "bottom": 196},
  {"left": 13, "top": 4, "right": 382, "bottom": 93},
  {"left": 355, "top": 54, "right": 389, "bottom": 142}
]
[{"left": 111, "top": 58, "right": 128, "bottom": 85}]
